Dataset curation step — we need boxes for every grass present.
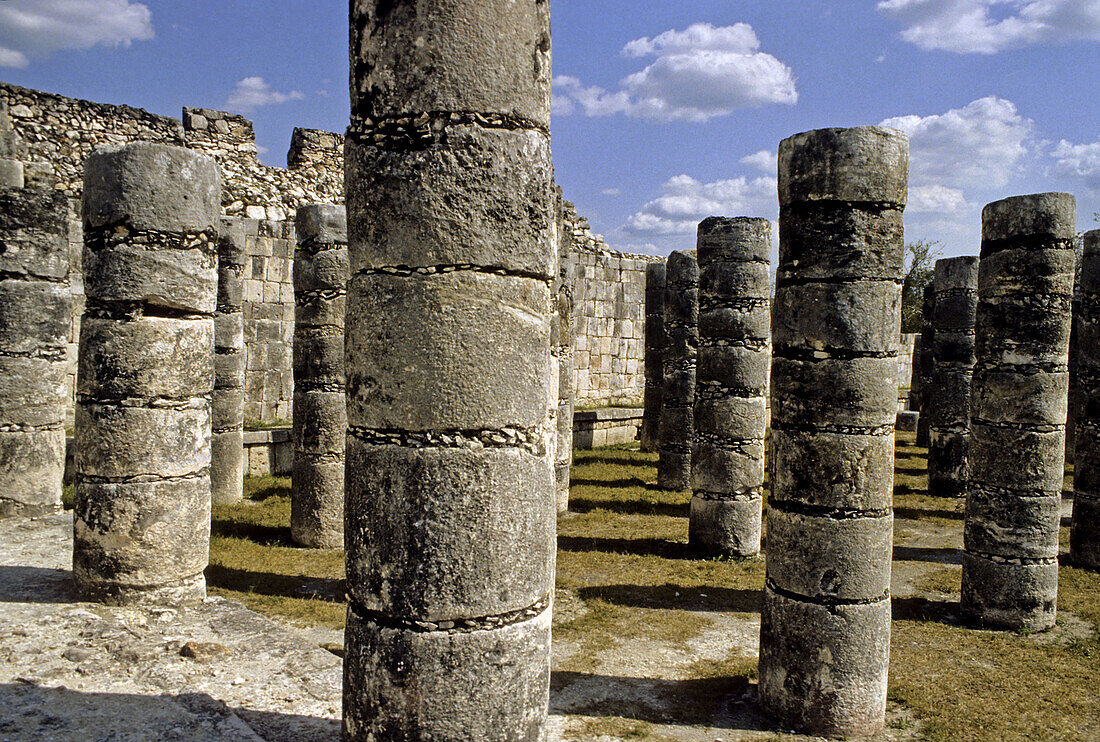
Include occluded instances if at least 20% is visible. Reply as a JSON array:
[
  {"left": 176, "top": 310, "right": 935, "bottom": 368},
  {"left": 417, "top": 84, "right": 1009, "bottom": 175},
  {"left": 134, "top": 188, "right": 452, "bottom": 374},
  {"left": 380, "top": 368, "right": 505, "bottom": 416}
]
[{"left": 205, "top": 433, "right": 1100, "bottom": 740}]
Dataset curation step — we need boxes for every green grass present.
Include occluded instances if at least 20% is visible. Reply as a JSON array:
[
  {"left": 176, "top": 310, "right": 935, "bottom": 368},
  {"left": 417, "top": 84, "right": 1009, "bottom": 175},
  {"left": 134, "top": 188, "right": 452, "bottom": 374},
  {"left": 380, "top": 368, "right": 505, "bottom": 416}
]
[{"left": 205, "top": 433, "right": 1100, "bottom": 740}]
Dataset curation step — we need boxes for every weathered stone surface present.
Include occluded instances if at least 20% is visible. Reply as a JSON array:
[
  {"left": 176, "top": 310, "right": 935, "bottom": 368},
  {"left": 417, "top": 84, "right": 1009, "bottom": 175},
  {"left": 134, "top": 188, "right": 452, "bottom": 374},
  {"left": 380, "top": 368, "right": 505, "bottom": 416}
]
[
  {"left": 0, "top": 186, "right": 70, "bottom": 280},
  {"left": 962, "top": 193, "right": 1075, "bottom": 631},
  {"left": 349, "top": 0, "right": 551, "bottom": 128},
  {"left": 696, "top": 344, "right": 770, "bottom": 396},
  {"left": 293, "top": 392, "right": 345, "bottom": 455},
  {"left": 291, "top": 459, "right": 344, "bottom": 550},
  {"left": 762, "top": 126, "right": 905, "bottom": 737},
  {"left": 343, "top": 607, "right": 551, "bottom": 742},
  {"left": 0, "top": 283, "right": 70, "bottom": 353},
  {"left": 688, "top": 497, "right": 761, "bottom": 557},
  {"left": 0, "top": 158, "right": 22, "bottom": 187},
  {"left": 758, "top": 587, "right": 890, "bottom": 737},
  {"left": 345, "top": 127, "right": 554, "bottom": 279},
  {"left": 77, "top": 316, "right": 214, "bottom": 400},
  {"left": 346, "top": 271, "right": 551, "bottom": 432},
  {"left": 211, "top": 429, "right": 244, "bottom": 507},
  {"left": 0, "top": 355, "right": 68, "bottom": 428},
  {"left": 0, "top": 429, "right": 65, "bottom": 518},
  {"left": 82, "top": 142, "right": 220, "bottom": 234},
  {"left": 915, "top": 284, "right": 935, "bottom": 446},
  {"left": 657, "top": 253, "right": 697, "bottom": 494},
  {"left": 82, "top": 234, "right": 218, "bottom": 314},
  {"left": 1071, "top": 229, "right": 1100, "bottom": 570},
  {"left": 346, "top": 439, "right": 554, "bottom": 622}
]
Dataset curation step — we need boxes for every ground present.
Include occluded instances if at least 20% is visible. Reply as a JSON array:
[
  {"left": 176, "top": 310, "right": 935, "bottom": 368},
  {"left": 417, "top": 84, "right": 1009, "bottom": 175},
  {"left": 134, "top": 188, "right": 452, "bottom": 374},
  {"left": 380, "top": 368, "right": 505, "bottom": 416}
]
[{"left": 2, "top": 432, "right": 1098, "bottom": 740}]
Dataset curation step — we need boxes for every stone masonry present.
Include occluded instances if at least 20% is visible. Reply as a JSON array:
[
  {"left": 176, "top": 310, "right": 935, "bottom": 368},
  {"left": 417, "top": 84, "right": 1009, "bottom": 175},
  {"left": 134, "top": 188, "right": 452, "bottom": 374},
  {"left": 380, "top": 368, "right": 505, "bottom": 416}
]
[
  {"left": 761, "top": 126, "right": 907, "bottom": 737},
  {"left": 927, "top": 256, "right": 979, "bottom": 498},
  {"left": 212, "top": 218, "right": 247, "bottom": 505},
  {"left": 658, "top": 250, "right": 699, "bottom": 491},
  {"left": 961, "top": 193, "right": 1076, "bottom": 631},
  {"left": 291, "top": 205, "right": 347, "bottom": 550},
  {"left": 0, "top": 186, "right": 71, "bottom": 517},
  {"left": 915, "top": 283, "right": 935, "bottom": 446},
  {"left": 1071, "top": 229, "right": 1100, "bottom": 569},
  {"left": 554, "top": 192, "right": 576, "bottom": 512},
  {"left": 73, "top": 142, "right": 220, "bottom": 606},
  {"left": 342, "top": 1, "right": 555, "bottom": 739},
  {"left": 689, "top": 217, "right": 771, "bottom": 558},
  {"left": 640, "top": 262, "right": 666, "bottom": 452}
]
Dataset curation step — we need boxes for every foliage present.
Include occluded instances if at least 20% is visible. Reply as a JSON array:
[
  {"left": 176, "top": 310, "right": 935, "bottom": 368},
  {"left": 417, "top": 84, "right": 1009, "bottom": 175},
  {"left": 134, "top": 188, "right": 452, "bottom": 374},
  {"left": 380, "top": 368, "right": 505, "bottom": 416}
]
[{"left": 901, "top": 238, "right": 944, "bottom": 333}]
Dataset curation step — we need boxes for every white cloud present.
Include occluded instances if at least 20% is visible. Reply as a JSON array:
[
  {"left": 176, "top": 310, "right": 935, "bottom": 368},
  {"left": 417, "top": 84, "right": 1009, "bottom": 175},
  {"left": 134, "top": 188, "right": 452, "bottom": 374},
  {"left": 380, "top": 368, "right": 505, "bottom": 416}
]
[
  {"left": 600, "top": 188, "right": 622, "bottom": 196},
  {"left": 625, "top": 173, "right": 778, "bottom": 236},
  {"left": 907, "top": 184, "right": 969, "bottom": 212},
  {"left": 878, "top": 0, "right": 1100, "bottom": 53},
  {"left": 553, "top": 22, "right": 797, "bottom": 123},
  {"left": 1052, "top": 137, "right": 1100, "bottom": 187},
  {"left": 0, "top": 0, "right": 153, "bottom": 68},
  {"left": 881, "top": 96, "right": 1034, "bottom": 190},
  {"left": 226, "top": 77, "right": 305, "bottom": 113},
  {"left": 740, "top": 150, "right": 778, "bottom": 174}
]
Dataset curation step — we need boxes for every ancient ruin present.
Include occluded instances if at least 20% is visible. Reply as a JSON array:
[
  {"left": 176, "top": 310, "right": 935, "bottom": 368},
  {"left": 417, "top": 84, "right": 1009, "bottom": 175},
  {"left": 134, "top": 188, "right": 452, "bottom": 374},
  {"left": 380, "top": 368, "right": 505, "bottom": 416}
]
[
  {"left": 291, "top": 204, "right": 347, "bottom": 549},
  {"left": 0, "top": 186, "right": 70, "bottom": 518},
  {"left": 641, "top": 263, "right": 666, "bottom": 452},
  {"left": 761, "top": 126, "right": 907, "bottom": 736},
  {"left": 927, "top": 256, "right": 979, "bottom": 498},
  {"left": 962, "top": 192, "right": 1076, "bottom": 631},
  {"left": 689, "top": 217, "right": 771, "bottom": 557},
  {"left": 212, "top": 218, "right": 247, "bottom": 505},
  {"left": 658, "top": 250, "right": 699, "bottom": 491},
  {"left": 1071, "top": 229, "right": 1100, "bottom": 569},
  {"left": 72, "top": 142, "right": 220, "bottom": 606},
  {"left": 915, "top": 283, "right": 936, "bottom": 447},
  {"left": 554, "top": 191, "right": 576, "bottom": 511},
  {"left": 341, "top": 0, "right": 555, "bottom": 738}
]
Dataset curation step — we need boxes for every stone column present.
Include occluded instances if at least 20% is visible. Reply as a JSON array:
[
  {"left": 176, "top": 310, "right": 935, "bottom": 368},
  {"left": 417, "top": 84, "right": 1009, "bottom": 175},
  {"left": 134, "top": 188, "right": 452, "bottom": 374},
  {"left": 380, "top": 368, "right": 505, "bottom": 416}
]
[
  {"left": 908, "top": 333, "right": 923, "bottom": 411},
  {"left": 0, "top": 187, "right": 70, "bottom": 518},
  {"left": 553, "top": 191, "right": 575, "bottom": 512},
  {"left": 212, "top": 218, "right": 246, "bottom": 505},
  {"left": 291, "top": 204, "right": 347, "bottom": 549},
  {"left": 1066, "top": 283, "right": 1081, "bottom": 464},
  {"left": 961, "top": 193, "right": 1076, "bottom": 631},
  {"left": 344, "top": 1, "right": 555, "bottom": 739},
  {"left": 915, "top": 284, "right": 935, "bottom": 446},
  {"left": 760, "top": 126, "right": 907, "bottom": 737},
  {"left": 689, "top": 217, "right": 770, "bottom": 557},
  {"left": 1071, "top": 230, "right": 1100, "bottom": 569},
  {"left": 927, "top": 256, "right": 979, "bottom": 498},
  {"left": 640, "top": 263, "right": 667, "bottom": 453},
  {"left": 657, "top": 250, "right": 698, "bottom": 491},
  {"left": 73, "top": 142, "right": 220, "bottom": 606}
]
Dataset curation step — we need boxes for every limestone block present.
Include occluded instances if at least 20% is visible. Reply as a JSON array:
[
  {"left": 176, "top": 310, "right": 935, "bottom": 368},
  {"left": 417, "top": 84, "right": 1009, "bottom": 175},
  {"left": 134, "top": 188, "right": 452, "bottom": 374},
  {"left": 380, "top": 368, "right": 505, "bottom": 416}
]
[
  {"left": 0, "top": 279, "right": 70, "bottom": 353},
  {"left": 0, "top": 355, "right": 68, "bottom": 428},
  {"left": 773, "top": 281, "right": 901, "bottom": 353},
  {"left": 960, "top": 551, "right": 1057, "bottom": 631},
  {"left": 778, "top": 206, "right": 905, "bottom": 282},
  {"left": 211, "top": 430, "right": 244, "bottom": 506},
  {"left": 770, "top": 429, "right": 895, "bottom": 511},
  {"left": 688, "top": 497, "right": 762, "bottom": 557},
  {"left": 82, "top": 237, "right": 217, "bottom": 314},
  {"left": 290, "top": 459, "right": 344, "bottom": 550},
  {"left": 771, "top": 356, "right": 898, "bottom": 430},
  {"left": 778, "top": 126, "right": 909, "bottom": 206},
  {"left": 0, "top": 429, "right": 65, "bottom": 517},
  {"left": 74, "top": 403, "right": 210, "bottom": 480},
  {"left": 0, "top": 187, "right": 70, "bottom": 280},
  {"left": 292, "top": 391, "right": 345, "bottom": 456}
]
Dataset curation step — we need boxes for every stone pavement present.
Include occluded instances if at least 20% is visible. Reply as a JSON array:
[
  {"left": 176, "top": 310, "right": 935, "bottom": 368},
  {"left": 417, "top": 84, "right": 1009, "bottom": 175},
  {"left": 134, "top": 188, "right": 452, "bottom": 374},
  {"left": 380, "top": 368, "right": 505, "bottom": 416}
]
[{"left": 0, "top": 513, "right": 342, "bottom": 742}]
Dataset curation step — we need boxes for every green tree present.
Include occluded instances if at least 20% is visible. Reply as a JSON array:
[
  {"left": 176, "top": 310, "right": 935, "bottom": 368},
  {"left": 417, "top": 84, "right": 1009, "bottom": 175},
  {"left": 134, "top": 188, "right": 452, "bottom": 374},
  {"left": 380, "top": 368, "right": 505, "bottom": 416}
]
[{"left": 900, "top": 239, "right": 943, "bottom": 333}]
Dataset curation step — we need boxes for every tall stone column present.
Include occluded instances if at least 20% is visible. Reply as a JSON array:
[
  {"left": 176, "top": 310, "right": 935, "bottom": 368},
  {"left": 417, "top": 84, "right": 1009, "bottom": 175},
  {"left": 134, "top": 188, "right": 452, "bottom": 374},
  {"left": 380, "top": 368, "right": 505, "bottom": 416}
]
[
  {"left": 1066, "top": 284, "right": 1081, "bottom": 464},
  {"left": 640, "top": 263, "right": 666, "bottom": 453},
  {"left": 927, "top": 256, "right": 979, "bottom": 498},
  {"left": 343, "top": 1, "right": 555, "bottom": 739},
  {"left": 553, "top": 191, "right": 575, "bottom": 512},
  {"left": 689, "top": 217, "right": 770, "bottom": 557},
  {"left": 657, "top": 250, "right": 698, "bottom": 491},
  {"left": 291, "top": 204, "right": 347, "bottom": 549},
  {"left": 1071, "top": 230, "right": 1100, "bottom": 569},
  {"left": 212, "top": 218, "right": 246, "bottom": 505},
  {"left": 915, "top": 284, "right": 935, "bottom": 446},
  {"left": 962, "top": 193, "right": 1076, "bottom": 631},
  {"left": 760, "top": 127, "right": 907, "bottom": 737},
  {"left": 73, "top": 142, "right": 220, "bottom": 606},
  {"left": 0, "top": 187, "right": 70, "bottom": 518},
  {"left": 908, "top": 333, "right": 923, "bottom": 411}
]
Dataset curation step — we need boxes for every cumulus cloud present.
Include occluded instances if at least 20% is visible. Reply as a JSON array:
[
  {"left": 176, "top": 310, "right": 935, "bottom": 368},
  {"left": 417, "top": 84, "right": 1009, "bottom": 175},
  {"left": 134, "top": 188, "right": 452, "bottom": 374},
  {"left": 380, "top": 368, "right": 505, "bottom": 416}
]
[
  {"left": 1052, "top": 137, "right": 1100, "bottom": 187},
  {"left": 877, "top": 0, "right": 1100, "bottom": 53},
  {"left": 226, "top": 77, "right": 305, "bottom": 113},
  {"left": 881, "top": 96, "right": 1034, "bottom": 190},
  {"left": 553, "top": 22, "right": 797, "bottom": 123},
  {"left": 740, "top": 150, "right": 778, "bottom": 174},
  {"left": 624, "top": 173, "right": 778, "bottom": 236},
  {"left": 907, "top": 184, "right": 969, "bottom": 212},
  {"left": 0, "top": 0, "right": 153, "bottom": 68}
]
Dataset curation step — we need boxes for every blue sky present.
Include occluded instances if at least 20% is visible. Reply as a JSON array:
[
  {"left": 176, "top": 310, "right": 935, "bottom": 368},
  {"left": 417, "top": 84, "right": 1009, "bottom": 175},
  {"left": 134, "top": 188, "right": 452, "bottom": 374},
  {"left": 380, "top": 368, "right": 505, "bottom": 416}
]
[{"left": 1, "top": 0, "right": 1098, "bottom": 257}]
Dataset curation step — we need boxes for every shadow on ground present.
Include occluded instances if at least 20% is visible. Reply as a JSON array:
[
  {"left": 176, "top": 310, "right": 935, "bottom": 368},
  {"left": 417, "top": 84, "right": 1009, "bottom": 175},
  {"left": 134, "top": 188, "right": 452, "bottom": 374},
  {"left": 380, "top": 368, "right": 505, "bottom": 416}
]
[
  {"left": 205, "top": 565, "right": 344, "bottom": 603},
  {"left": 577, "top": 584, "right": 762, "bottom": 613}
]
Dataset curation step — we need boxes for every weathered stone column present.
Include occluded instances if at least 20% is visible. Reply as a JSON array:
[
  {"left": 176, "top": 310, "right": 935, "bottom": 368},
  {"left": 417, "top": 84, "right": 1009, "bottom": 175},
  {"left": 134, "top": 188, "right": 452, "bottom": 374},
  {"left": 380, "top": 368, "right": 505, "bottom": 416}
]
[
  {"left": 1066, "top": 283, "right": 1081, "bottom": 464},
  {"left": 212, "top": 218, "right": 246, "bottom": 505},
  {"left": 760, "top": 127, "right": 907, "bottom": 737},
  {"left": 915, "top": 284, "right": 935, "bottom": 446},
  {"left": 0, "top": 187, "right": 70, "bottom": 518},
  {"left": 1071, "top": 230, "right": 1100, "bottom": 569},
  {"left": 908, "top": 332, "right": 924, "bottom": 410},
  {"left": 640, "top": 262, "right": 666, "bottom": 453},
  {"left": 962, "top": 193, "right": 1076, "bottom": 630},
  {"left": 291, "top": 204, "right": 347, "bottom": 549},
  {"left": 553, "top": 191, "right": 575, "bottom": 512},
  {"left": 689, "top": 217, "right": 770, "bottom": 557},
  {"left": 657, "top": 250, "right": 698, "bottom": 490},
  {"left": 343, "top": 1, "right": 555, "bottom": 739},
  {"left": 73, "top": 142, "right": 219, "bottom": 605},
  {"left": 927, "top": 256, "right": 979, "bottom": 498}
]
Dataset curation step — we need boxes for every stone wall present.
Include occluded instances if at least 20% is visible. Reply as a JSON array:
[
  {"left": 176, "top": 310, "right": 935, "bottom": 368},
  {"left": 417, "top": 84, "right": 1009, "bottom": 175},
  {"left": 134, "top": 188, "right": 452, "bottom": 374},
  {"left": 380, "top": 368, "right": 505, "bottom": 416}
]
[{"left": 563, "top": 200, "right": 661, "bottom": 407}]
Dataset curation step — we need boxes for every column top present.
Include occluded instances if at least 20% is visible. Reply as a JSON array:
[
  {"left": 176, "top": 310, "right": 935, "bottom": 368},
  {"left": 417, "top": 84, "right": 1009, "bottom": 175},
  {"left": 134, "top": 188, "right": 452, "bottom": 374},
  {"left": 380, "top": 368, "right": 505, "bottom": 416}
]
[
  {"left": 779, "top": 126, "right": 908, "bottom": 206},
  {"left": 981, "top": 192, "right": 1076, "bottom": 245}
]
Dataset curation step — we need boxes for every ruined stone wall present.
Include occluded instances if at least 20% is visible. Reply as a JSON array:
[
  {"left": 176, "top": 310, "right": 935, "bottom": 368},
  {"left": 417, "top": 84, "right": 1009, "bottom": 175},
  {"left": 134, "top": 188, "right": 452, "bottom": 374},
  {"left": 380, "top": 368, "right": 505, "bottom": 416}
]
[{"left": 563, "top": 200, "right": 660, "bottom": 407}]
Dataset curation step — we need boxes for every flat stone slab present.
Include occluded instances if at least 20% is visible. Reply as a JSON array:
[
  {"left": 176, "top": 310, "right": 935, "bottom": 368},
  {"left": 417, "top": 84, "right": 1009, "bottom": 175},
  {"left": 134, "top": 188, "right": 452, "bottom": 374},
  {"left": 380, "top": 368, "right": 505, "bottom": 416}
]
[{"left": 0, "top": 513, "right": 342, "bottom": 742}]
